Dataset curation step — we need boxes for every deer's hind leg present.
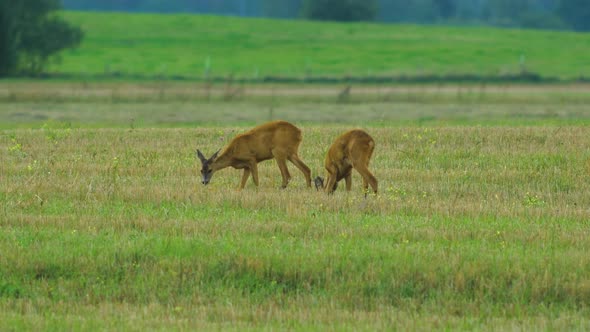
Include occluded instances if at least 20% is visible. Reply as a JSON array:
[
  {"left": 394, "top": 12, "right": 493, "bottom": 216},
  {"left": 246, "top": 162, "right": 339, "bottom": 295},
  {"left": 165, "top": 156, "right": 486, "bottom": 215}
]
[
  {"left": 272, "top": 148, "right": 292, "bottom": 188},
  {"left": 288, "top": 154, "right": 312, "bottom": 187},
  {"left": 355, "top": 164, "right": 378, "bottom": 194},
  {"left": 275, "top": 156, "right": 292, "bottom": 189},
  {"left": 350, "top": 146, "right": 376, "bottom": 194}
]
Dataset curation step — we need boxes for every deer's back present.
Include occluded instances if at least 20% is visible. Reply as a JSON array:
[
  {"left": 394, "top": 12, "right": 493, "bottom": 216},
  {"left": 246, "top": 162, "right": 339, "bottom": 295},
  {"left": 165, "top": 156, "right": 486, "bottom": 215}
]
[
  {"left": 331, "top": 129, "right": 373, "bottom": 154},
  {"left": 344, "top": 130, "right": 374, "bottom": 156},
  {"left": 227, "top": 121, "right": 303, "bottom": 161},
  {"left": 326, "top": 129, "right": 374, "bottom": 168}
]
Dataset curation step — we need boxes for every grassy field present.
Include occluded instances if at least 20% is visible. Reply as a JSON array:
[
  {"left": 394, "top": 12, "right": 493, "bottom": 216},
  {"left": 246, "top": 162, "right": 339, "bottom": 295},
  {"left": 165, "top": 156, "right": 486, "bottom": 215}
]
[
  {"left": 3, "top": 9, "right": 590, "bottom": 330},
  {"left": 1, "top": 82, "right": 590, "bottom": 329},
  {"left": 51, "top": 11, "right": 590, "bottom": 80}
]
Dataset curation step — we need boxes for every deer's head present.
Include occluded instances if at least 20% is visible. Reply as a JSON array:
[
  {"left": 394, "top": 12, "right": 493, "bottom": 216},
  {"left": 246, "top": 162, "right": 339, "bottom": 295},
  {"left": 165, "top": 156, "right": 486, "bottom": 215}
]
[
  {"left": 197, "top": 149, "right": 220, "bottom": 185},
  {"left": 314, "top": 176, "right": 324, "bottom": 191},
  {"left": 314, "top": 175, "right": 339, "bottom": 192}
]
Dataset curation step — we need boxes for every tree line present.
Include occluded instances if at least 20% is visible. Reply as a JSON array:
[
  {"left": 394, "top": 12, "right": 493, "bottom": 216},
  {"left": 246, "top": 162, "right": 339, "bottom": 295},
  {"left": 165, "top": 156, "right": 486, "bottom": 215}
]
[
  {"left": 0, "top": 0, "right": 82, "bottom": 76},
  {"left": 62, "top": 0, "right": 589, "bottom": 31}
]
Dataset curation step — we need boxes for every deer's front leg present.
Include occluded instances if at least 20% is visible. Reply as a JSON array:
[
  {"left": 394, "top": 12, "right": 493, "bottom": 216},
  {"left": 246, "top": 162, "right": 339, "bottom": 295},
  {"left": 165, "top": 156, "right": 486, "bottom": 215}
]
[
  {"left": 345, "top": 172, "right": 352, "bottom": 191},
  {"left": 325, "top": 174, "right": 337, "bottom": 194},
  {"left": 239, "top": 168, "right": 251, "bottom": 189}
]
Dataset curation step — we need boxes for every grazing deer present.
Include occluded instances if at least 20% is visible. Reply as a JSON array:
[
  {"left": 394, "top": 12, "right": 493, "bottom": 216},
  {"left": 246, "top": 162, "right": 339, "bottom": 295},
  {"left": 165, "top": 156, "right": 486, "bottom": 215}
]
[
  {"left": 314, "top": 129, "right": 378, "bottom": 195},
  {"left": 197, "top": 120, "right": 312, "bottom": 189}
]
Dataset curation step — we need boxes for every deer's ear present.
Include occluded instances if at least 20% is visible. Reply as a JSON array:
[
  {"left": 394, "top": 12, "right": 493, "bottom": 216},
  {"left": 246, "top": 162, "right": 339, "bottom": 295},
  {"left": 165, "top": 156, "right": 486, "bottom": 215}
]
[
  {"left": 210, "top": 149, "right": 221, "bottom": 161},
  {"left": 196, "top": 149, "right": 207, "bottom": 162}
]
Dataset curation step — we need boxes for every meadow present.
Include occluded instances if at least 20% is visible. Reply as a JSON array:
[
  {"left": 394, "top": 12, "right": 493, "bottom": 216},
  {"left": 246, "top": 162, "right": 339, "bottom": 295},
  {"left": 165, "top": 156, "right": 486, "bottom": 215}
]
[
  {"left": 2, "top": 8, "right": 590, "bottom": 330},
  {"left": 52, "top": 11, "right": 590, "bottom": 80},
  {"left": 1, "top": 81, "right": 590, "bottom": 330}
]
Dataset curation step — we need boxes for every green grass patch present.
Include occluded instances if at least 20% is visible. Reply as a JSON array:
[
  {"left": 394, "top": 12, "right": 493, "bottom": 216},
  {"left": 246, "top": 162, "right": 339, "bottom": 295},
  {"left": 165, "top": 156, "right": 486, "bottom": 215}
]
[{"left": 49, "top": 11, "right": 590, "bottom": 80}]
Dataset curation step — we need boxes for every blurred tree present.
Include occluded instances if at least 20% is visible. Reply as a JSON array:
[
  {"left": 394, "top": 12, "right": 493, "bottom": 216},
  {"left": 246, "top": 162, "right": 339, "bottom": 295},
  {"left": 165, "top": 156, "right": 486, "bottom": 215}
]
[
  {"left": 519, "top": 10, "right": 567, "bottom": 29},
  {"left": 558, "top": 0, "right": 590, "bottom": 31},
  {"left": 303, "top": 0, "right": 378, "bottom": 22},
  {"left": 0, "top": 0, "right": 83, "bottom": 76},
  {"left": 0, "top": 1, "right": 18, "bottom": 75},
  {"left": 262, "top": 0, "right": 302, "bottom": 18},
  {"left": 378, "top": 0, "right": 437, "bottom": 23},
  {"left": 434, "top": 0, "right": 456, "bottom": 19},
  {"left": 482, "top": 0, "right": 531, "bottom": 26}
]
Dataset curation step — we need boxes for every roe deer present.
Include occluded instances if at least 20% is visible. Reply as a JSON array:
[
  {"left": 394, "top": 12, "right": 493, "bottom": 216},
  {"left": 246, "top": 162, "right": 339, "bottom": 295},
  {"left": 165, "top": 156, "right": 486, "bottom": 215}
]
[
  {"left": 197, "top": 120, "right": 312, "bottom": 189},
  {"left": 314, "top": 129, "right": 378, "bottom": 195}
]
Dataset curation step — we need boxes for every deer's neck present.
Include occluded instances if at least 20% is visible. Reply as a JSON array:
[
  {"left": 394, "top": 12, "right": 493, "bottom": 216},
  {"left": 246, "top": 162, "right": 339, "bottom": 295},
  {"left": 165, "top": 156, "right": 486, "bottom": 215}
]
[{"left": 211, "top": 152, "right": 232, "bottom": 171}]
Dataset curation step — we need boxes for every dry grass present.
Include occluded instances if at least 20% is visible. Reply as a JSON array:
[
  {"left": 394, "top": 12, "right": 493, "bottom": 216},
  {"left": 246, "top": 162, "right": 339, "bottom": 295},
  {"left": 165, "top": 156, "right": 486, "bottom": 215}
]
[
  {"left": 2, "top": 81, "right": 590, "bottom": 103},
  {"left": 2, "top": 82, "right": 590, "bottom": 131},
  {"left": 1, "top": 124, "right": 590, "bottom": 330}
]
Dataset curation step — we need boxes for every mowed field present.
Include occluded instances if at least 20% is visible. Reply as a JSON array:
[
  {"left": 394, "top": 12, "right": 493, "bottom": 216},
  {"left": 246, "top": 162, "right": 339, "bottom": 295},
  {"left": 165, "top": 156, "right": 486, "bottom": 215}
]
[
  {"left": 2, "top": 81, "right": 590, "bottom": 129},
  {"left": 53, "top": 11, "right": 590, "bottom": 79},
  {"left": 1, "top": 82, "right": 590, "bottom": 330}
]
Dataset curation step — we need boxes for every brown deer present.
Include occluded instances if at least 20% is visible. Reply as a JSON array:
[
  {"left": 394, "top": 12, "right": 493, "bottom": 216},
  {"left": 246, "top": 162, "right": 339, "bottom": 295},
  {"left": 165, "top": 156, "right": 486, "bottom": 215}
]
[
  {"left": 314, "top": 129, "right": 378, "bottom": 195},
  {"left": 197, "top": 120, "right": 312, "bottom": 189}
]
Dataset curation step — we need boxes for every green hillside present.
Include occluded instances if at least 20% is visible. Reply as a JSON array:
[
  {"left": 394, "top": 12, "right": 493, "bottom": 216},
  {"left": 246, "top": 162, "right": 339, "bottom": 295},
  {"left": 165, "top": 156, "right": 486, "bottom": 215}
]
[{"left": 53, "top": 11, "right": 590, "bottom": 80}]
